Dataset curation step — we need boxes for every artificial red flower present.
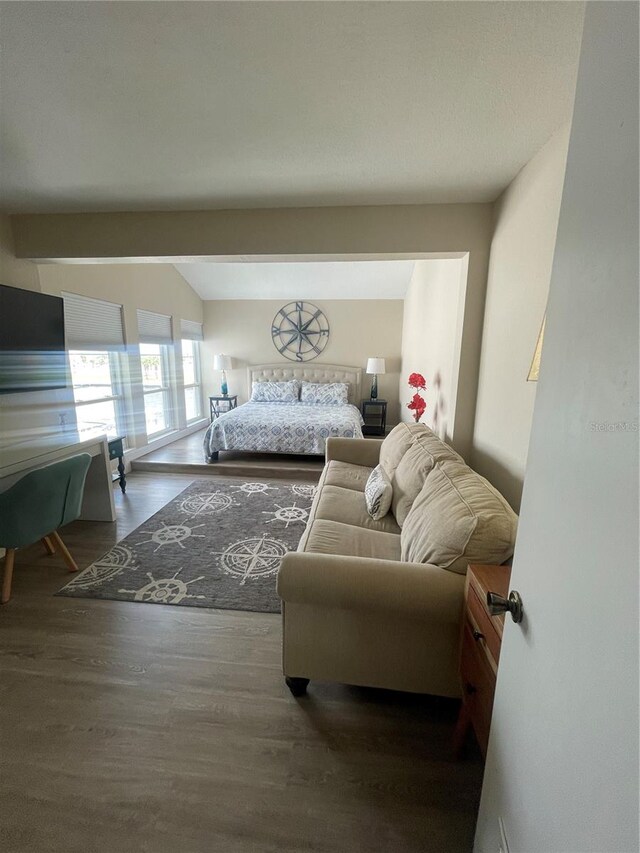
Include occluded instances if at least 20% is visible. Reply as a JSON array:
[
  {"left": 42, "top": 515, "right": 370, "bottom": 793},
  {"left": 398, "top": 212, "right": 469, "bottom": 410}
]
[
  {"left": 407, "top": 392, "right": 427, "bottom": 423},
  {"left": 408, "top": 372, "right": 426, "bottom": 390}
]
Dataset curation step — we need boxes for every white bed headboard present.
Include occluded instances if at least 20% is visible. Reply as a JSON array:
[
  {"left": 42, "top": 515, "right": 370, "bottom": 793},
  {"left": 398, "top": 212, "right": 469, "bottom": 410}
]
[{"left": 248, "top": 363, "right": 362, "bottom": 404}]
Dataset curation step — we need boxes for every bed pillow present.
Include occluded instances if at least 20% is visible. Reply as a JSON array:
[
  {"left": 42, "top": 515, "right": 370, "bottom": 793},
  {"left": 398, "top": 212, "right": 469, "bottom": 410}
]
[
  {"left": 251, "top": 380, "right": 299, "bottom": 403},
  {"left": 364, "top": 464, "right": 393, "bottom": 520},
  {"left": 300, "top": 381, "right": 349, "bottom": 405}
]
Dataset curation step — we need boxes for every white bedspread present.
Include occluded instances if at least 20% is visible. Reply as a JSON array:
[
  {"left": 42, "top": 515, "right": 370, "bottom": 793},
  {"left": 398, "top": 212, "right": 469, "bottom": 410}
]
[{"left": 203, "top": 401, "right": 364, "bottom": 459}]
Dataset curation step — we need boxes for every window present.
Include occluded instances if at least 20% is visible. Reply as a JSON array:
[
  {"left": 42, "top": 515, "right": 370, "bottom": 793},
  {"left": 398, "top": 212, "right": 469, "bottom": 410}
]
[
  {"left": 181, "top": 338, "right": 202, "bottom": 422},
  {"left": 69, "top": 350, "right": 125, "bottom": 436},
  {"left": 63, "top": 293, "right": 126, "bottom": 438},
  {"left": 140, "top": 343, "right": 173, "bottom": 437}
]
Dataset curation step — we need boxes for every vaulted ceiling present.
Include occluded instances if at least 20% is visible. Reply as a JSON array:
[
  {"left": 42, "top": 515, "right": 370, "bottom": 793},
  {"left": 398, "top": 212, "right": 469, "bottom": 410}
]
[
  {"left": 175, "top": 259, "right": 419, "bottom": 300},
  {"left": 0, "top": 1, "right": 584, "bottom": 214}
]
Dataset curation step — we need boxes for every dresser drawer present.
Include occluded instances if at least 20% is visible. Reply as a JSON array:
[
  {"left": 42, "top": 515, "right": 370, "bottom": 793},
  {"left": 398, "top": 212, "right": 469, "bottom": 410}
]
[
  {"left": 459, "top": 620, "right": 496, "bottom": 754},
  {"left": 467, "top": 583, "right": 502, "bottom": 667}
]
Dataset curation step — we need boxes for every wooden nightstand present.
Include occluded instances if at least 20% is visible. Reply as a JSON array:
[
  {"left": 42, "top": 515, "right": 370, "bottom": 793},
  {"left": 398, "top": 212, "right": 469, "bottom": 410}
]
[{"left": 453, "top": 563, "right": 511, "bottom": 757}]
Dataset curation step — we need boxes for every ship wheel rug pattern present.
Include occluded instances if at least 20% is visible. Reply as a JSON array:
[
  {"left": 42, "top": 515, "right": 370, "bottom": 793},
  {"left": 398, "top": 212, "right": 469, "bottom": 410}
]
[{"left": 57, "top": 478, "right": 317, "bottom": 613}]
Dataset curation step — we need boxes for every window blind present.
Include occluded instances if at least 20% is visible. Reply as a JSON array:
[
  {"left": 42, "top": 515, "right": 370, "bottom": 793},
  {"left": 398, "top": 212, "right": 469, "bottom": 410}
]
[
  {"left": 137, "top": 309, "right": 173, "bottom": 344},
  {"left": 63, "top": 292, "right": 125, "bottom": 350},
  {"left": 180, "top": 319, "right": 204, "bottom": 341}
]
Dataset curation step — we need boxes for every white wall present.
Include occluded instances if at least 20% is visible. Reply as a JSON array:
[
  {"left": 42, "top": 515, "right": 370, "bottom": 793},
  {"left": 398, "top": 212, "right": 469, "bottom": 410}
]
[
  {"left": 202, "top": 299, "right": 404, "bottom": 424},
  {"left": 399, "top": 257, "right": 467, "bottom": 448},
  {"left": 471, "top": 125, "right": 571, "bottom": 510},
  {"left": 475, "top": 4, "right": 638, "bottom": 852}
]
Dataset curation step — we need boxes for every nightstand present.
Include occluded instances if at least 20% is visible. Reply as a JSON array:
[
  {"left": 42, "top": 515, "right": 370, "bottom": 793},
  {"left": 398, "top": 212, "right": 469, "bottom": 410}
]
[
  {"left": 453, "top": 563, "right": 512, "bottom": 757},
  {"left": 361, "top": 399, "right": 387, "bottom": 436},
  {"left": 209, "top": 394, "right": 238, "bottom": 421}
]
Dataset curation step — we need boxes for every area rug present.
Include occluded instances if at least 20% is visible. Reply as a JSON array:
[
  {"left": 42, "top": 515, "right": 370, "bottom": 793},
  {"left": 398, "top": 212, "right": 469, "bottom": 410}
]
[{"left": 56, "top": 478, "right": 317, "bottom": 613}]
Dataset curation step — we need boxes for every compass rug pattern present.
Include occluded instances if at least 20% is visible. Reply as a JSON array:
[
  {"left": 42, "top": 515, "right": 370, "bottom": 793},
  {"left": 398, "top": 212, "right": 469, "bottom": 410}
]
[{"left": 56, "top": 478, "right": 316, "bottom": 613}]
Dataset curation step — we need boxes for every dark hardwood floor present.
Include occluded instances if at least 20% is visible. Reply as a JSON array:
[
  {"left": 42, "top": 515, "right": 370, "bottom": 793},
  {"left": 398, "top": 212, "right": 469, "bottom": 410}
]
[{"left": 0, "top": 471, "right": 483, "bottom": 853}]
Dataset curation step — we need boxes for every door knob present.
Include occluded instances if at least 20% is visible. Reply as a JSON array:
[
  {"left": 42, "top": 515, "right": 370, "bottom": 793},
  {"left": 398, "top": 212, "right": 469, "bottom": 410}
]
[{"left": 486, "top": 590, "right": 523, "bottom": 624}]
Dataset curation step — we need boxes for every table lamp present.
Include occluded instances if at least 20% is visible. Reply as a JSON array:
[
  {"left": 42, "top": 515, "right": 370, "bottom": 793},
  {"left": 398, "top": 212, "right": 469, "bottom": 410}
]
[
  {"left": 213, "top": 354, "right": 232, "bottom": 396},
  {"left": 366, "top": 357, "right": 386, "bottom": 400}
]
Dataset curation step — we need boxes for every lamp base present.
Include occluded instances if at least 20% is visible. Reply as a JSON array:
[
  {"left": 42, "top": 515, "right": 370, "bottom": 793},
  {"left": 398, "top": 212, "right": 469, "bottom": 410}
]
[
  {"left": 370, "top": 375, "right": 378, "bottom": 400},
  {"left": 221, "top": 370, "right": 228, "bottom": 397}
]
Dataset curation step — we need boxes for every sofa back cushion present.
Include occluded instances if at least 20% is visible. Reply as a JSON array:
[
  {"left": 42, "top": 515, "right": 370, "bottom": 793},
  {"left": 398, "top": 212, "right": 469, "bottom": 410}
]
[
  {"left": 414, "top": 428, "right": 464, "bottom": 467},
  {"left": 379, "top": 423, "right": 416, "bottom": 480},
  {"left": 401, "top": 461, "right": 518, "bottom": 574},
  {"left": 390, "top": 443, "right": 435, "bottom": 527},
  {"left": 383, "top": 423, "right": 465, "bottom": 526}
]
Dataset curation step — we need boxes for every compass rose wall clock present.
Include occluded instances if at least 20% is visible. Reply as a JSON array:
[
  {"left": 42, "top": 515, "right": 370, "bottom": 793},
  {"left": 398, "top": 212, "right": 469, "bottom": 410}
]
[{"left": 271, "top": 301, "right": 330, "bottom": 362}]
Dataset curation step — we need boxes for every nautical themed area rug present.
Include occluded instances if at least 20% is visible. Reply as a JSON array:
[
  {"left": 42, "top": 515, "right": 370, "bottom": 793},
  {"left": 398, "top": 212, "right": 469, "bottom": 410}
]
[{"left": 56, "top": 478, "right": 316, "bottom": 613}]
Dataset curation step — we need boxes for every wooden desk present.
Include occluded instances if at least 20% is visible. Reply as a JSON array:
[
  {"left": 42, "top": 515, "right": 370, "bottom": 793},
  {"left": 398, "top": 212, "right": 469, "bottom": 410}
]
[{"left": 0, "top": 432, "right": 116, "bottom": 522}]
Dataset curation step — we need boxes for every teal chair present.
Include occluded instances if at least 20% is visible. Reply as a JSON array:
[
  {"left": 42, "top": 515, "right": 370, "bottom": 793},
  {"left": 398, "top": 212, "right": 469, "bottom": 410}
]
[{"left": 0, "top": 454, "right": 92, "bottom": 604}]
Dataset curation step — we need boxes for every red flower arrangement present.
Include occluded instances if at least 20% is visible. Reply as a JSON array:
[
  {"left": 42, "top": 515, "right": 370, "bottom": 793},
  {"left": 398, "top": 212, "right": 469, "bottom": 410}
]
[
  {"left": 408, "top": 372, "right": 426, "bottom": 390},
  {"left": 407, "top": 373, "right": 427, "bottom": 422}
]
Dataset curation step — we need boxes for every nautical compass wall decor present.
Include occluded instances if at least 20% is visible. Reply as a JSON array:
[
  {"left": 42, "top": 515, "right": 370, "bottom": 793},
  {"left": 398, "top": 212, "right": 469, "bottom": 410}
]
[{"left": 271, "top": 301, "right": 330, "bottom": 362}]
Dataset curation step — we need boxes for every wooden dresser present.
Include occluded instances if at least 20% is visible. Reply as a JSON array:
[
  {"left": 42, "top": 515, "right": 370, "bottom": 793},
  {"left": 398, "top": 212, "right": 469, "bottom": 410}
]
[{"left": 454, "top": 563, "right": 512, "bottom": 757}]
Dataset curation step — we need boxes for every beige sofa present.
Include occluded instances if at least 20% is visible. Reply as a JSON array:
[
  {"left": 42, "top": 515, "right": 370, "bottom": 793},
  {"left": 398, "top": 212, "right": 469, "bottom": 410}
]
[{"left": 277, "top": 423, "right": 518, "bottom": 698}]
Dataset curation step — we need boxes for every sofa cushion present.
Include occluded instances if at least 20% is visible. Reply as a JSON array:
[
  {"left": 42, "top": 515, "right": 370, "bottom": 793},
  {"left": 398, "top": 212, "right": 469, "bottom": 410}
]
[
  {"left": 401, "top": 461, "right": 518, "bottom": 574},
  {"left": 315, "top": 484, "right": 400, "bottom": 534},
  {"left": 364, "top": 465, "right": 393, "bottom": 521},
  {"left": 379, "top": 423, "right": 416, "bottom": 479},
  {"left": 302, "top": 519, "right": 401, "bottom": 561},
  {"left": 414, "top": 427, "right": 464, "bottom": 467},
  {"left": 323, "top": 460, "right": 372, "bottom": 492},
  {"left": 390, "top": 442, "right": 436, "bottom": 527}
]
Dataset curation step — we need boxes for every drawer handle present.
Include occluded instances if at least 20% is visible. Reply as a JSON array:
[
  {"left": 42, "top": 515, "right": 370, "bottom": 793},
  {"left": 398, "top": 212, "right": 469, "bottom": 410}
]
[
  {"left": 464, "top": 682, "right": 477, "bottom": 696},
  {"left": 472, "top": 628, "right": 484, "bottom": 642},
  {"left": 487, "top": 590, "right": 524, "bottom": 624}
]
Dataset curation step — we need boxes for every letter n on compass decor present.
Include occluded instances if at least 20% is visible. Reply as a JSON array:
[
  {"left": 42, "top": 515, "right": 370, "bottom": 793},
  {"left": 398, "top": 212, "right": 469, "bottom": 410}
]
[{"left": 271, "top": 301, "right": 330, "bottom": 362}]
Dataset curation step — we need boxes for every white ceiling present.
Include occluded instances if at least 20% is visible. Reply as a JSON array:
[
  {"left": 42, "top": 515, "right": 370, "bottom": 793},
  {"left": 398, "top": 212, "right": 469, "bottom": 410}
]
[
  {"left": 0, "top": 2, "right": 584, "bottom": 214},
  {"left": 175, "top": 260, "right": 419, "bottom": 300}
]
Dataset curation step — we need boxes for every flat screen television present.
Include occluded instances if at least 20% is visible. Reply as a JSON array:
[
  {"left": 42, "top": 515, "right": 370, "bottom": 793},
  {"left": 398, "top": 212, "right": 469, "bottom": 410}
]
[{"left": 0, "top": 284, "right": 67, "bottom": 394}]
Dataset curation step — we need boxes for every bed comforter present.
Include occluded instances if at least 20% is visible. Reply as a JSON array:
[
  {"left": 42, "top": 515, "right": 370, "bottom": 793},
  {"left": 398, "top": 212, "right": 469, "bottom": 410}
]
[{"left": 203, "top": 401, "right": 364, "bottom": 459}]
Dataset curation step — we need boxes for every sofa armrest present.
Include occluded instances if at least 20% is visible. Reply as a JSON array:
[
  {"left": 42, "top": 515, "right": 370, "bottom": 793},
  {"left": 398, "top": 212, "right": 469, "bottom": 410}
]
[
  {"left": 325, "top": 437, "right": 383, "bottom": 468},
  {"left": 277, "top": 551, "right": 465, "bottom": 623}
]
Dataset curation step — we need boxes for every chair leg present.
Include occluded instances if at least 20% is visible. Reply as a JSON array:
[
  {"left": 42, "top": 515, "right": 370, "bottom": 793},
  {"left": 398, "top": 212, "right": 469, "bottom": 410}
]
[
  {"left": 2, "top": 548, "right": 16, "bottom": 604},
  {"left": 42, "top": 536, "right": 56, "bottom": 555},
  {"left": 50, "top": 531, "right": 78, "bottom": 572}
]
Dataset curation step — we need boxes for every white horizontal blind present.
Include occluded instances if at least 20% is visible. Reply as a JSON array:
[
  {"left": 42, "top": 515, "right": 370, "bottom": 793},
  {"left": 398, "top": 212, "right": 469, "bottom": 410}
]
[
  {"left": 63, "top": 292, "right": 124, "bottom": 350},
  {"left": 180, "top": 319, "right": 203, "bottom": 341},
  {"left": 137, "top": 309, "right": 172, "bottom": 344}
]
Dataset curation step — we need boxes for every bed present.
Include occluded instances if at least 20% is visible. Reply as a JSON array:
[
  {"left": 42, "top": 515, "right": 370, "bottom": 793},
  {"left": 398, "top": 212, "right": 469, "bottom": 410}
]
[{"left": 203, "top": 363, "right": 364, "bottom": 461}]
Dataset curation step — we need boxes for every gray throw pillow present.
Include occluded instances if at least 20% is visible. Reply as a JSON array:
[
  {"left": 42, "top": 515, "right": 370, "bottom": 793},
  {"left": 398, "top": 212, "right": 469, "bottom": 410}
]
[{"left": 364, "top": 464, "right": 393, "bottom": 521}]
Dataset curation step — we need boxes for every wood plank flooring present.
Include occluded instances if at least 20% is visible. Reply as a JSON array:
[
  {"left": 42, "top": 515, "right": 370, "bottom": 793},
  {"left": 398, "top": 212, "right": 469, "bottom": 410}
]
[
  {"left": 133, "top": 429, "right": 325, "bottom": 481},
  {"left": 0, "top": 471, "right": 483, "bottom": 853}
]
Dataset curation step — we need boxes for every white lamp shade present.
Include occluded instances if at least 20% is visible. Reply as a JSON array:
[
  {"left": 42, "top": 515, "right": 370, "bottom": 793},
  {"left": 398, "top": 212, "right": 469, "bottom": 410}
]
[
  {"left": 213, "top": 354, "right": 232, "bottom": 371},
  {"left": 366, "top": 357, "right": 386, "bottom": 375}
]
